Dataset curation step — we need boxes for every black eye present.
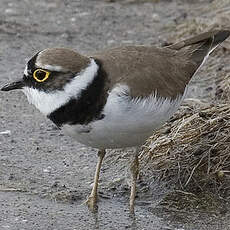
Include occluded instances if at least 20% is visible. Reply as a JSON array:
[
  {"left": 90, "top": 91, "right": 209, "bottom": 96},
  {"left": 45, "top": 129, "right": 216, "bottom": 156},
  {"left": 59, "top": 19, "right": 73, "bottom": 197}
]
[
  {"left": 35, "top": 70, "right": 45, "bottom": 80},
  {"left": 33, "top": 69, "right": 50, "bottom": 82}
]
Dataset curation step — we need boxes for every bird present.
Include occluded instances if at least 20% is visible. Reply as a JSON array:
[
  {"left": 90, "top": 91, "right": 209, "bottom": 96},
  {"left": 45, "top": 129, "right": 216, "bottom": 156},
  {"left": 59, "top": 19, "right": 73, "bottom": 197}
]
[{"left": 1, "top": 30, "right": 230, "bottom": 213}]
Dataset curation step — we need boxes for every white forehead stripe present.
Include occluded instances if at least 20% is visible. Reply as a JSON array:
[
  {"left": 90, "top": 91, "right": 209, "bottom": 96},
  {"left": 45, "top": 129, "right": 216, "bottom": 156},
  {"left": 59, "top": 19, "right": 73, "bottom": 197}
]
[
  {"left": 35, "top": 50, "right": 68, "bottom": 72},
  {"left": 24, "top": 65, "right": 28, "bottom": 76},
  {"left": 22, "top": 58, "right": 98, "bottom": 116},
  {"left": 36, "top": 63, "right": 64, "bottom": 72}
]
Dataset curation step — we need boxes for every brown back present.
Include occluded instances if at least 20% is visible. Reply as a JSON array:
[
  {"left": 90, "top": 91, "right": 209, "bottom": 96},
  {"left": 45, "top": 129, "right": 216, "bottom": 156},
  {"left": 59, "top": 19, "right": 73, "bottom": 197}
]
[
  {"left": 92, "top": 46, "right": 197, "bottom": 99},
  {"left": 92, "top": 30, "right": 230, "bottom": 99}
]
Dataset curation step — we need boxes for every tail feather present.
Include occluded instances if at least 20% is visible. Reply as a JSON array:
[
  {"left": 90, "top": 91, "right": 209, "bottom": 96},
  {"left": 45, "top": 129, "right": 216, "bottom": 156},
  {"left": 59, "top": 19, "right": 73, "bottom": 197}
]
[{"left": 168, "top": 30, "right": 230, "bottom": 65}]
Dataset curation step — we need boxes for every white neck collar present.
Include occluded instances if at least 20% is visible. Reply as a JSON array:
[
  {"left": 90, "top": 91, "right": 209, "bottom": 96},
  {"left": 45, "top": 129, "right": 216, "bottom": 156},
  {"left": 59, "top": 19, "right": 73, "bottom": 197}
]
[{"left": 22, "top": 58, "right": 99, "bottom": 116}]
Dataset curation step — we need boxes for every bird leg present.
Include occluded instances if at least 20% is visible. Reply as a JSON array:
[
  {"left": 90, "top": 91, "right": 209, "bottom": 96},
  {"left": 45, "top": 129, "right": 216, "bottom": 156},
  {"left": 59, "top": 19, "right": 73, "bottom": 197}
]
[
  {"left": 129, "top": 148, "right": 140, "bottom": 214},
  {"left": 85, "top": 149, "right": 106, "bottom": 211}
]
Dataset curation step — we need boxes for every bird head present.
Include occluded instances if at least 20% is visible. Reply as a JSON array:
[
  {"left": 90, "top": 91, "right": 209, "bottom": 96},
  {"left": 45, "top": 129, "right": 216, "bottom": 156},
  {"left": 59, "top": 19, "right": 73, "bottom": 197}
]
[{"left": 1, "top": 48, "right": 98, "bottom": 115}]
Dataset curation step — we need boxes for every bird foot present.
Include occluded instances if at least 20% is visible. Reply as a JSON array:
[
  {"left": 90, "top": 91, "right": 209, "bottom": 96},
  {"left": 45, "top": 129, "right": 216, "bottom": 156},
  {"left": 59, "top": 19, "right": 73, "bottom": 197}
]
[{"left": 83, "top": 195, "right": 98, "bottom": 212}]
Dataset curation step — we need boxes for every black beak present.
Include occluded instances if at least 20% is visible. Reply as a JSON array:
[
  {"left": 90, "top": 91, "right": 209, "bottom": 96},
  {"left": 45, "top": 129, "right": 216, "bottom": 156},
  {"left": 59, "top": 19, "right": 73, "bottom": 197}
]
[{"left": 1, "top": 80, "right": 25, "bottom": 91}]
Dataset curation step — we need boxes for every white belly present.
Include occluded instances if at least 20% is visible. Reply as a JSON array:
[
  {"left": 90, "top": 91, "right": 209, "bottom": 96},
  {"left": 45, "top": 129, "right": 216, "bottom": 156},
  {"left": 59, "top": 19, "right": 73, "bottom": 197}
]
[{"left": 62, "top": 85, "right": 186, "bottom": 149}]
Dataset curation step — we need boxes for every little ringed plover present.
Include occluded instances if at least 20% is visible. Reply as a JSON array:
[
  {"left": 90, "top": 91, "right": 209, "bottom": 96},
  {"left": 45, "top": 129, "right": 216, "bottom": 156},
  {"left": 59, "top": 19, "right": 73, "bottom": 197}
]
[{"left": 1, "top": 30, "right": 230, "bottom": 213}]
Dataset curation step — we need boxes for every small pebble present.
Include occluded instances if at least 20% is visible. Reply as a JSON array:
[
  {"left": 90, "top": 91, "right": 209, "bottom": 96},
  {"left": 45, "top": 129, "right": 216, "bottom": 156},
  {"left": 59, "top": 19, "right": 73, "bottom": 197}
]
[
  {"left": 0, "top": 130, "right": 11, "bottom": 135},
  {"left": 5, "top": 8, "right": 17, "bottom": 15},
  {"left": 43, "top": 166, "right": 52, "bottom": 173}
]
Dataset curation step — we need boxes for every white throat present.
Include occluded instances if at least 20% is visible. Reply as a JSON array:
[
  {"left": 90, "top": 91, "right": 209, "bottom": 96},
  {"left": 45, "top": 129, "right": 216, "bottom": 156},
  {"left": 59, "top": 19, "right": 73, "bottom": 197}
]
[{"left": 22, "top": 59, "right": 98, "bottom": 116}]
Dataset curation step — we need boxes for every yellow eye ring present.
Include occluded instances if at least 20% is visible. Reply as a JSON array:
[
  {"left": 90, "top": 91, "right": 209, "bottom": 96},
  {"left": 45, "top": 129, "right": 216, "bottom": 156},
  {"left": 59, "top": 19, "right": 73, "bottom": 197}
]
[{"left": 33, "top": 69, "right": 50, "bottom": 82}]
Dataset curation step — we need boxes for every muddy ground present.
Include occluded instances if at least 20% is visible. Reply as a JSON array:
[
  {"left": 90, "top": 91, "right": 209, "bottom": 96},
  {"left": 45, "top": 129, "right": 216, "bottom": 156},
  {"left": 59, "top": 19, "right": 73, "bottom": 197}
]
[{"left": 0, "top": 0, "right": 230, "bottom": 229}]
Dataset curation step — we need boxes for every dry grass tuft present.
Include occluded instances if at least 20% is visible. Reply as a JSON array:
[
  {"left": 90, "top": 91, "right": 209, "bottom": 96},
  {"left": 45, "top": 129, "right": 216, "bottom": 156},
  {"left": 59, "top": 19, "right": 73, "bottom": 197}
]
[
  {"left": 140, "top": 102, "right": 230, "bottom": 193},
  {"left": 216, "top": 73, "right": 230, "bottom": 102},
  {"left": 139, "top": 0, "right": 230, "bottom": 195}
]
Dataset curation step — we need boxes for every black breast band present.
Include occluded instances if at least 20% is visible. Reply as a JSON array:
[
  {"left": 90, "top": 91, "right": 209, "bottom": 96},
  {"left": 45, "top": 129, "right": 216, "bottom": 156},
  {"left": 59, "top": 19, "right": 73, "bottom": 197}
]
[{"left": 48, "top": 59, "right": 108, "bottom": 127}]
